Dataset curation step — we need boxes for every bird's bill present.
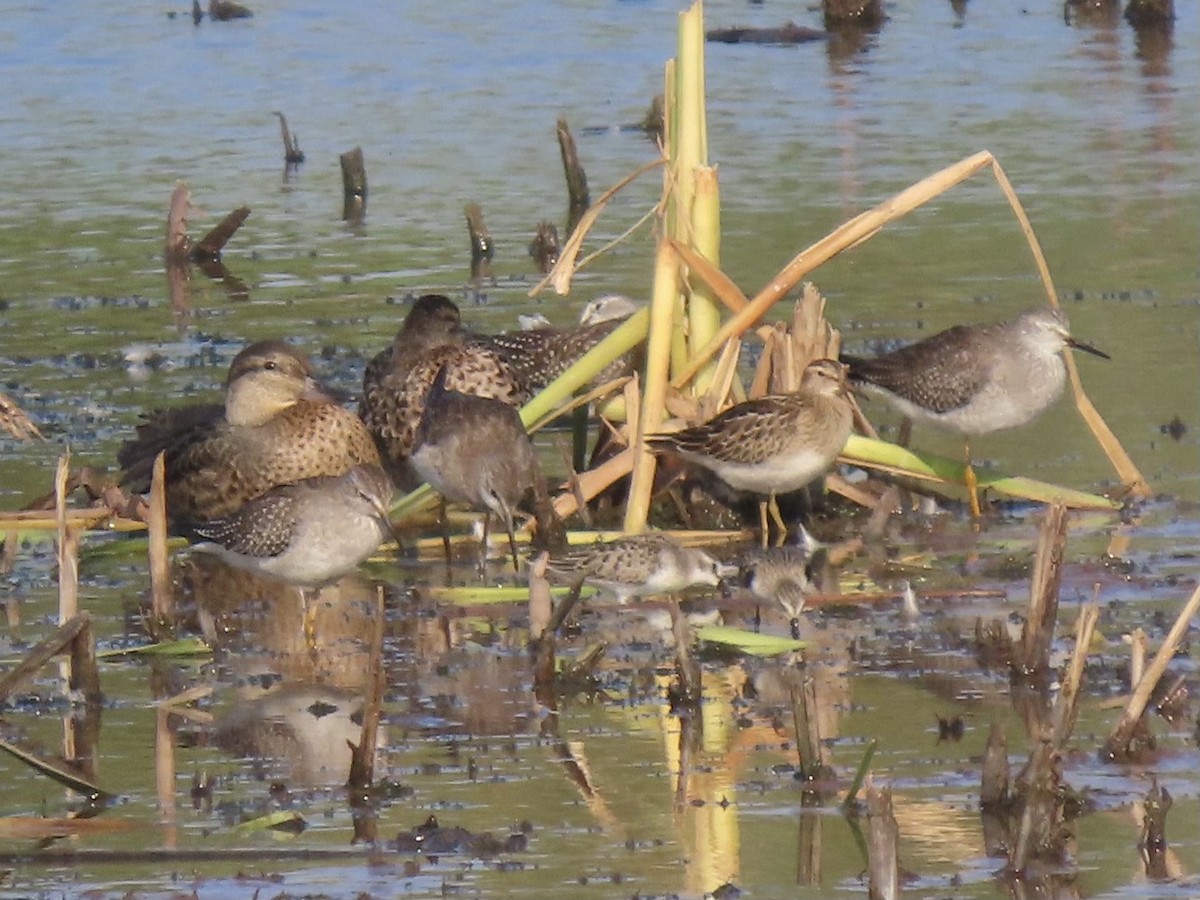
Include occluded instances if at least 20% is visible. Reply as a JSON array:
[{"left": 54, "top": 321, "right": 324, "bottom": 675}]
[
  {"left": 300, "top": 376, "right": 352, "bottom": 404},
  {"left": 1066, "top": 337, "right": 1110, "bottom": 360}
]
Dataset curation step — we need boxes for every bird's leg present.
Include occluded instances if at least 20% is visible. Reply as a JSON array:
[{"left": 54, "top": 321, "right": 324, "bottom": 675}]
[
  {"left": 300, "top": 587, "right": 318, "bottom": 651},
  {"left": 503, "top": 520, "right": 519, "bottom": 574},
  {"left": 768, "top": 493, "right": 789, "bottom": 547},
  {"left": 438, "top": 496, "right": 452, "bottom": 575},
  {"left": 963, "top": 438, "right": 982, "bottom": 519},
  {"left": 757, "top": 500, "right": 770, "bottom": 549},
  {"left": 897, "top": 417, "right": 913, "bottom": 448},
  {"left": 476, "top": 514, "right": 493, "bottom": 578}
]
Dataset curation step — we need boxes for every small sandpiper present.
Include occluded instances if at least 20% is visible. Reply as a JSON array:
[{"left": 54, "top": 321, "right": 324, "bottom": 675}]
[
  {"left": 360, "top": 294, "right": 633, "bottom": 485},
  {"left": 841, "top": 306, "right": 1109, "bottom": 516},
  {"left": 647, "top": 358, "right": 854, "bottom": 546},
  {"left": 119, "top": 340, "right": 381, "bottom": 522},
  {"left": 410, "top": 365, "right": 540, "bottom": 571},
  {"left": 739, "top": 545, "right": 815, "bottom": 639},
  {"left": 186, "top": 464, "right": 396, "bottom": 587},
  {"left": 544, "top": 533, "right": 734, "bottom": 604}
]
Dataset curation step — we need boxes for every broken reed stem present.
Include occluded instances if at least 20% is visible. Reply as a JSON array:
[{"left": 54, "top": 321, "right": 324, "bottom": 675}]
[
  {"left": 347, "top": 586, "right": 386, "bottom": 791},
  {"left": 555, "top": 118, "right": 590, "bottom": 226},
  {"left": 464, "top": 202, "right": 493, "bottom": 279},
  {"left": 980, "top": 720, "right": 1010, "bottom": 809},
  {"left": 54, "top": 454, "right": 78, "bottom": 624},
  {"left": 865, "top": 779, "right": 901, "bottom": 900},
  {"left": 339, "top": 147, "right": 367, "bottom": 221},
  {"left": 148, "top": 453, "right": 172, "bottom": 620},
  {"left": 843, "top": 738, "right": 876, "bottom": 809},
  {"left": 1128, "top": 627, "right": 1147, "bottom": 688},
  {"left": 69, "top": 616, "right": 100, "bottom": 701},
  {"left": 1102, "top": 583, "right": 1200, "bottom": 761},
  {"left": 1139, "top": 780, "right": 1172, "bottom": 880},
  {"left": 623, "top": 241, "right": 679, "bottom": 534},
  {"left": 669, "top": 599, "right": 701, "bottom": 703},
  {"left": 1010, "top": 731, "right": 1060, "bottom": 874},
  {"left": 0, "top": 613, "right": 93, "bottom": 704},
  {"left": 1017, "top": 502, "right": 1068, "bottom": 678},
  {"left": 1050, "top": 598, "right": 1099, "bottom": 748},
  {"left": 791, "top": 677, "right": 825, "bottom": 775}
]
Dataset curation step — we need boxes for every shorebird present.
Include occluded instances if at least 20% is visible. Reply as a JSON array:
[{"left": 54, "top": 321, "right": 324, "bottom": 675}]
[
  {"left": 841, "top": 306, "right": 1109, "bottom": 516},
  {"left": 544, "top": 533, "right": 733, "bottom": 604},
  {"left": 647, "top": 358, "right": 854, "bottom": 546},
  {"left": 739, "top": 545, "right": 815, "bottom": 639},
  {"left": 360, "top": 294, "right": 634, "bottom": 484},
  {"left": 186, "top": 464, "right": 395, "bottom": 587},
  {"left": 410, "top": 365, "right": 539, "bottom": 571},
  {"left": 119, "top": 340, "right": 380, "bottom": 522}
]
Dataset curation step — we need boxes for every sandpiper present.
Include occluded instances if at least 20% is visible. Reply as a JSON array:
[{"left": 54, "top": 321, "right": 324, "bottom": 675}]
[
  {"left": 187, "top": 464, "right": 395, "bottom": 587},
  {"left": 360, "top": 295, "right": 533, "bottom": 482},
  {"left": 647, "top": 358, "right": 854, "bottom": 546},
  {"left": 841, "top": 306, "right": 1109, "bottom": 516},
  {"left": 119, "top": 340, "right": 381, "bottom": 522},
  {"left": 739, "top": 546, "right": 815, "bottom": 639},
  {"left": 410, "top": 365, "right": 539, "bottom": 571},
  {"left": 544, "top": 533, "right": 733, "bottom": 604},
  {"left": 486, "top": 294, "right": 636, "bottom": 390},
  {"left": 360, "top": 294, "right": 634, "bottom": 484}
]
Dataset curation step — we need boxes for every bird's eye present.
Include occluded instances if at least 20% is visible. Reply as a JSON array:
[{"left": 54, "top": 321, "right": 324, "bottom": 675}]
[{"left": 263, "top": 360, "right": 277, "bottom": 371}]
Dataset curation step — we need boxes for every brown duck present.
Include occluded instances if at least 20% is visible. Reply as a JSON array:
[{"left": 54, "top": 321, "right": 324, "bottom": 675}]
[{"left": 119, "top": 339, "right": 380, "bottom": 522}]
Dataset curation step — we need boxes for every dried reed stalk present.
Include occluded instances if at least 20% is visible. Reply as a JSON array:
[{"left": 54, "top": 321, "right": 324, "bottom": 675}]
[
  {"left": 1050, "top": 599, "right": 1099, "bottom": 747},
  {"left": 865, "top": 779, "right": 901, "bottom": 900},
  {"left": 1102, "top": 583, "right": 1200, "bottom": 761},
  {"left": 624, "top": 242, "right": 679, "bottom": 533},
  {"left": 54, "top": 454, "right": 78, "bottom": 624},
  {"left": 148, "top": 453, "right": 172, "bottom": 619},
  {"left": 1017, "top": 503, "right": 1069, "bottom": 678},
  {"left": 0, "top": 392, "right": 41, "bottom": 440}
]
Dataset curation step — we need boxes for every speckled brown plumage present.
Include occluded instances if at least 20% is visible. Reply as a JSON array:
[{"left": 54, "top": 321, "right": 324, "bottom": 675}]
[
  {"left": 647, "top": 359, "right": 853, "bottom": 493},
  {"left": 648, "top": 359, "right": 853, "bottom": 545},
  {"left": 544, "top": 533, "right": 730, "bottom": 604},
  {"left": 119, "top": 340, "right": 381, "bottom": 522},
  {"left": 361, "top": 294, "right": 628, "bottom": 479}
]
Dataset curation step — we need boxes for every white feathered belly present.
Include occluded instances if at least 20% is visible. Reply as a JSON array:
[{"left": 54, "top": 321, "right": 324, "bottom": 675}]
[
  {"left": 685, "top": 448, "right": 831, "bottom": 494},
  {"left": 876, "top": 358, "right": 1067, "bottom": 436}
]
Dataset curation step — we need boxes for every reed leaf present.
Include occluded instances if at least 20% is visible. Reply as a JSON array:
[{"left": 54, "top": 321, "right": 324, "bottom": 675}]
[
  {"left": 425, "top": 584, "right": 597, "bottom": 606},
  {"left": 695, "top": 625, "right": 804, "bottom": 657},
  {"left": 839, "top": 434, "right": 1120, "bottom": 510},
  {"left": 0, "top": 737, "right": 109, "bottom": 798}
]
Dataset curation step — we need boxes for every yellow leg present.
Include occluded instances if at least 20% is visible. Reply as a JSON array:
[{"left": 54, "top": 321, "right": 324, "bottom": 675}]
[
  {"left": 768, "top": 493, "right": 788, "bottom": 547},
  {"left": 757, "top": 500, "right": 770, "bottom": 549},
  {"left": 964, "top": 439, "right": 982, "bottom": 519},
  {"left": 301, "top": 588, "right": 317, "bottom": 651}
]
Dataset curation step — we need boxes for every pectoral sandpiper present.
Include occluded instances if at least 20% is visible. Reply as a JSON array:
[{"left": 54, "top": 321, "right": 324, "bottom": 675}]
[{"left": 647, "top": 358, "right": 854, "bottom": 547}]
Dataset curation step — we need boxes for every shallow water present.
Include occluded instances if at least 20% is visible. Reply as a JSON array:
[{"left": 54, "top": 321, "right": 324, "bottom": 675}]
[{"left": 0, "top": 1, "right": 1197, "bottom": 897}]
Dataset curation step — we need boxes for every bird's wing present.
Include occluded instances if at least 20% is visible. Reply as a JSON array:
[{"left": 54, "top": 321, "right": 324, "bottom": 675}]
[
  {"left": 190, "top": 491, "right": 298, "bottom": 558},
  {"left": 649, "top": 397, "right": 798, "bottom": 465},
  {"left": 844, "top": 325, "right": 994, "bottom": 413}
]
